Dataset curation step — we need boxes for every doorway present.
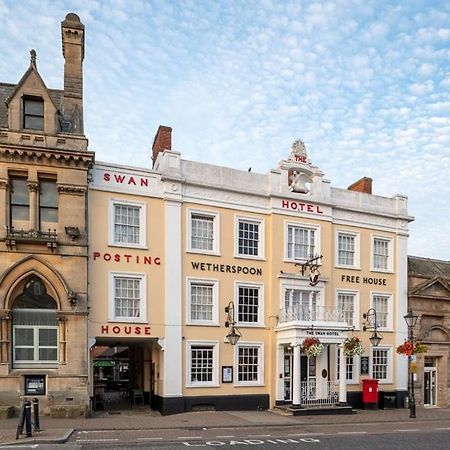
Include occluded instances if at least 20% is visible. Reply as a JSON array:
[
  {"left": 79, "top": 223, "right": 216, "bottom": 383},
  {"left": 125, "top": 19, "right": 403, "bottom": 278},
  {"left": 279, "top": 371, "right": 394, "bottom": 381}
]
[
  {"left": 283, "top": 347, "right": 292, "bottom": 401},
  {"left": 92, "top": 343, "right": 150, "bottom": 411},
  {"left": 424, "top": 357, "right": 437, "bottom": 407},
  {"left": 283, "top": 347, "right": 316, "bottom": 402}
]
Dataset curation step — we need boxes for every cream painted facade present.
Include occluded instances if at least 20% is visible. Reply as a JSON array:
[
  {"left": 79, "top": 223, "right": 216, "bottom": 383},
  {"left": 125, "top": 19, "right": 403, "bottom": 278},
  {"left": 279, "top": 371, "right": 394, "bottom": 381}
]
[{"left": 88, "top": 130, "right": 413, "bottom": 415}]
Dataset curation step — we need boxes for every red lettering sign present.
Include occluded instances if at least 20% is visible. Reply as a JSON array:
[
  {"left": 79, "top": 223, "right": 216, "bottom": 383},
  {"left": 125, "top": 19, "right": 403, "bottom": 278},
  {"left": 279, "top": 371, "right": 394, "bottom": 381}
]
[
  {"left": 294, "top": 155, "right": 307, "bottom": 163},
  {"left": 102, "top": 171, "right": 150, "bottom": 188},
  {"left": 281, "top": 200, "right": 324, "bottom": 215},
  {"left": 100, "top": 324, "right": 151, "bottom": 336},
  {"left": 92, "top": 252, "right": 162, "bottom": 265}
]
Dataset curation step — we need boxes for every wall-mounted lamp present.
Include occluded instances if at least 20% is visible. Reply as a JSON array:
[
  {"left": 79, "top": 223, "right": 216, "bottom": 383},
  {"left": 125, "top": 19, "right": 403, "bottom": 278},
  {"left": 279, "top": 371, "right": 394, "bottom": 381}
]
[
  {"left": 225, "top": 301, "right": 241, "bottom": 345},
  {"left": 65, "top": 226, "right": 80, "bottom": 241},
  {"left": 363, "top": 308, "right": 383, "bottom": 347}
]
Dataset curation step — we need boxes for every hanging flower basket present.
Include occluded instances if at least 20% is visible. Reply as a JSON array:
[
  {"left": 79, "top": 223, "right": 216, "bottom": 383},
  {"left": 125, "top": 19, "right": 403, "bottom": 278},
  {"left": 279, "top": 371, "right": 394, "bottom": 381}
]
[
  {"left": 343, "top": 336, "right": 363, "bottom": 357},
  {"left": 396, "top": 341, "right": 427, "bottom": 356},
  {"left": 302, "top": 337, "right": 323, "bottom": 358}
]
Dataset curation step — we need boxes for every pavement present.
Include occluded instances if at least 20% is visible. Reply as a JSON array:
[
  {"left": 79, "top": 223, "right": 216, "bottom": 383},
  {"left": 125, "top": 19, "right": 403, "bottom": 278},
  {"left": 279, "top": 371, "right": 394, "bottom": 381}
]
[{"left": 2, "top": 406, "right": 450, "bottom": 447}]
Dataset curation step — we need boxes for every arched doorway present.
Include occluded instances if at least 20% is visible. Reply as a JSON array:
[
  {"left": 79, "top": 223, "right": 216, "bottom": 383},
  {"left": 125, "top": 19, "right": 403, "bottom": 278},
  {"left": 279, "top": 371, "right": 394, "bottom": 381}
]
[{"left": 12, "top": 276, "right": 58, "bottom": 368}]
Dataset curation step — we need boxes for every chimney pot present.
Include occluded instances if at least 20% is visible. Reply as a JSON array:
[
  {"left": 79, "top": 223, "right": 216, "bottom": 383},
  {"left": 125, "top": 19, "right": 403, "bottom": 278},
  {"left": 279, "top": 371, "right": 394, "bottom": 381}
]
[{"left": 347, "top": 177, "right": 372, "bottom": 194}]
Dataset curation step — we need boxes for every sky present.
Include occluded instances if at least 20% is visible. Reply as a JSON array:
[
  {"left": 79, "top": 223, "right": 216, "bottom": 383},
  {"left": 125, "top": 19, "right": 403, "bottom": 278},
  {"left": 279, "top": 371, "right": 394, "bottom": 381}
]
[{"left": 0, "top": 0, "right": 449, "bottom": 260}]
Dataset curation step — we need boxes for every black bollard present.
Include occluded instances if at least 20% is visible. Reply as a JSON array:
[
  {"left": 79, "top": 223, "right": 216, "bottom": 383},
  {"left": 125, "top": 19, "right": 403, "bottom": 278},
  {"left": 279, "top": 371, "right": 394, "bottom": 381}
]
[
  {"left": 32, "top": 398, "right": 40, "bottom": 432},
  {"left": 24, "top": 400, "right": 32, "bottom": 438},
  {"left": 15, "top": 400, "right": 26, "bottom": 440}
]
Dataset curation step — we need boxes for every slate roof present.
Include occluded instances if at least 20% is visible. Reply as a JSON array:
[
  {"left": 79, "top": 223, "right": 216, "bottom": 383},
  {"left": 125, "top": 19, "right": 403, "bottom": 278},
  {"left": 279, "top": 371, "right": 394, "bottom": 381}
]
[
  {"left": 408, "top": 256, "right": 450, "bottom": 279},
  {"left": 0, "top": 82, "right": 15, "bottom": 128}
]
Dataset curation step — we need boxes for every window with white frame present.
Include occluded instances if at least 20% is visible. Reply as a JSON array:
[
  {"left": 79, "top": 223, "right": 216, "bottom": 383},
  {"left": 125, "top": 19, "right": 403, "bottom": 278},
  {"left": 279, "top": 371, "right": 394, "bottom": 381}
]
[
  {"left": 236, "top": 284, "right": 263, "bottom": 326},
  {"left": 336, "top": 354, "right": 357, "bottom": 382},
  {"left": 236, "top": 344, "right": 263, "bottom": 384},
  {"left": 189, "top": 210, "right": 219, "bottom": 253},
  {"left": 371, "top": 347, "right": 391, "bottom": 382},
  {"left": 337, "top": 232, "right": 358, "bottom": 267},
  {"left": 337, "top": 291, "right": 357, "bottom": 327},
  {"left": 236, "top": 217, "right": 264, "bottom": 258},
  {"left": 284, "top": 288, "right": 318, "bottom": 321},
  {"left": 188, "top": 279, "right": 218, "bottom": 325},
  {"left": 286, "top": 224, "right": 317, "bottom": 261},
  {"left": 372, "top": 237, "right": 393, "bottom": 271},
  {"left": 110, "top": 199, "right": 146, "bottom": 247},
  {"left": 371, "top": 293, "right": 391, "bottom": 329},
  {"left": 187, "top": 341, "right": 218, "bottom": 386},
  {"left": 110, "top": 272, "right": 146, "bottom": 322}
]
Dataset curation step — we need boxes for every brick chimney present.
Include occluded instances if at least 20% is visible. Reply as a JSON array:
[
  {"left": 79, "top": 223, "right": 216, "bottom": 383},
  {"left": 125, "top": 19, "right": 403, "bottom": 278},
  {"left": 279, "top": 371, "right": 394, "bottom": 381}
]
[
  {"left": 61, "top": 13, "right": 85, "bottom": 134},
  {"left": 152, "top": 125, "right": 172, "bottom": 167},
  {"left": 347, "top": 177, "right": 372, "bottom": 194}
]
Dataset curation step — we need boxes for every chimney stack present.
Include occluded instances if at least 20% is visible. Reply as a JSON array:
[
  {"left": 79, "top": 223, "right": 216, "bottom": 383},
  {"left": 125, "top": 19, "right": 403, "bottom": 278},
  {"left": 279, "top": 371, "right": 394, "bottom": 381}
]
[
  {"left": 61, "top": 13, "right": 85, "bottom": 134},
  {"left": 347, "top": 177, "right": 372, "bottom": 194},
  {"left": 152, "top": 125, "right": 172, "bottom": 167}
]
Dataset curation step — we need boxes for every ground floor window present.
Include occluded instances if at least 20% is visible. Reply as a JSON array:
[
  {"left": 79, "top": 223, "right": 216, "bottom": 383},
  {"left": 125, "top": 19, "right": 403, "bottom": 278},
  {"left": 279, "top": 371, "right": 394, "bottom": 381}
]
[
  {"left": 236, "top": 343, "right": 263, "bottom": 384},
  {"left": 371, "top": 347, "right": 391, "bottom": 382},
  {"left": 187, "top": 341, "right": 218, "bottom": 386}
]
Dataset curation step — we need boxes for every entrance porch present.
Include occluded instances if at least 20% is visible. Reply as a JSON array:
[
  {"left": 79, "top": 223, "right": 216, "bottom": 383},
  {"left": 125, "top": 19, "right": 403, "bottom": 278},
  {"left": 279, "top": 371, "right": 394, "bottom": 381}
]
[{"left": 275, "top": 305, "right": 353, "bottom": 414}]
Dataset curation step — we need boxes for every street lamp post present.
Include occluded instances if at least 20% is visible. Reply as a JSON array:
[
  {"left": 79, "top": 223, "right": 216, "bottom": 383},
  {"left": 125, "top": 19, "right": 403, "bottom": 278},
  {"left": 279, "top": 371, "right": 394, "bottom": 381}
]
[{"left": 404, "top": 308, "right": 419, "bottom": 419}]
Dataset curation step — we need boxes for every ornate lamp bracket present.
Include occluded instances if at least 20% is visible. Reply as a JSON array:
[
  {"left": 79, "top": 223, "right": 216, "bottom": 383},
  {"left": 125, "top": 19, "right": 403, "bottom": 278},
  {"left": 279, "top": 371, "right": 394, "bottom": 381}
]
[{"left": 296, "top": 254, "right": 323, "bottom": 286}]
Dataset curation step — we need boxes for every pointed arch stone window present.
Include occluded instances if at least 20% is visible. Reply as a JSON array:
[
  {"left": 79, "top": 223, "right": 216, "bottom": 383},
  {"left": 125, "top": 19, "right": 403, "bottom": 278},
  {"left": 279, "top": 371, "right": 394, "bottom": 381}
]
[{"left": 12, "top": 276, "right": 58, "bottom": 367}]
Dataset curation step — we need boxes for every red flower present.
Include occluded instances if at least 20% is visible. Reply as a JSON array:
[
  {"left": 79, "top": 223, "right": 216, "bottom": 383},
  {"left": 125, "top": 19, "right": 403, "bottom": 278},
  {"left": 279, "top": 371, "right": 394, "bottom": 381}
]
[
  {"left": 302, "top": 337, "right": 321, "bottom": 349},
  {"left": 397, "top": 341, "right": 415, "bottom": 356}
]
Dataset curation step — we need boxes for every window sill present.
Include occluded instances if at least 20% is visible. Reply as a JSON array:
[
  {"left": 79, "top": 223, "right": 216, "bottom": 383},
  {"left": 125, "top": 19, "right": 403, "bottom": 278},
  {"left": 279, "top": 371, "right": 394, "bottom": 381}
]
[
  {"left": 186, "top": 322, "right": 220, "bottom": 327},
  {"left": 284, "top": 259, "right": 323, "bottom": 266},
  {"left": 234, "top": 254, "right": 266, "bottom": 262},
  {"left": 186, "top": 384, "right": 220, "bottom": 388},
  {"left": 107, "top": 243, "right": 148, "bottom": 250},
  {"left": 186, "top": 250, "right": 221, "bottom": 257},
  {"left": 370, "top": 268, "right": 394, "bottom": 274},
  {"left": 12, "top": 365, "right": 58, "bottom": 371},
  {"left": 335, "top": 265, "right": 361, "bottom": 271},
  {"left": 108, "top": 319, "right": 148, "bottom": 324},
  {"left": 234, "top": 382, "right": 265, "bottom": 387},
  {"left": 236, "top": 324, "right": 265, "bottom": 329}
]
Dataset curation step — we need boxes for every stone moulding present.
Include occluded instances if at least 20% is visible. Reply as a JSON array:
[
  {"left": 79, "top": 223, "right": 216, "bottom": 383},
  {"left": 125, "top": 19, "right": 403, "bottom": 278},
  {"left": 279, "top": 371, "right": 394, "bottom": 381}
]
[
  {"left": 0, "top": 146, "right": 93, "bottom": 168},
  {"left": 57, "top": 184, "right": 87, "bottom": 195}
]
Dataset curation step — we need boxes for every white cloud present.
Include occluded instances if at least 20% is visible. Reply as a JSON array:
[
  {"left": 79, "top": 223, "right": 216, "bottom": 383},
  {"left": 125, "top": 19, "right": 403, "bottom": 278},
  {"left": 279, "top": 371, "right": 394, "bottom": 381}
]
[{"left": 0, "top": 0, "right": 449, "bottom": 260}]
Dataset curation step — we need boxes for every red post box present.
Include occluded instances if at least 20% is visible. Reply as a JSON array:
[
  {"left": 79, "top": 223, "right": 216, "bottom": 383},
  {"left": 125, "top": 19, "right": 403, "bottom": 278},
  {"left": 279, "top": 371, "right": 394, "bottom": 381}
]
[{"left": 362, "top": 378, "right": 379, "bottom": 409}]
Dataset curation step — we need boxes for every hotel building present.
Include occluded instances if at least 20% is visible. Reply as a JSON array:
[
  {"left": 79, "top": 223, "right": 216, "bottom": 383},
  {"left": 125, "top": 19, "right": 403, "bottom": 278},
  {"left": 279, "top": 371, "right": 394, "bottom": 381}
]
[{"left": 88, "top": 126, "right": 413, "bottom": 414}]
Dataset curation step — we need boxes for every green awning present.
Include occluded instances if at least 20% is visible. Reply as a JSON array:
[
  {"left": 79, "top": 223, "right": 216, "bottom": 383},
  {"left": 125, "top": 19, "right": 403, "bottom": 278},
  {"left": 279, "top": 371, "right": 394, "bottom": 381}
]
[{"left": 93, "top": 360, "right": 113, "bottom": 368}]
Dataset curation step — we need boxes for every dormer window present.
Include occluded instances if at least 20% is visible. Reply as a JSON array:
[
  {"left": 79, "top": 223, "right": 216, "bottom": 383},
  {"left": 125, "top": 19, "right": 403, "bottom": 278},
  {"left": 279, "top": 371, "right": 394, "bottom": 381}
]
[{"left": 23, "top": 96, "right": 44, "bottom": 131}]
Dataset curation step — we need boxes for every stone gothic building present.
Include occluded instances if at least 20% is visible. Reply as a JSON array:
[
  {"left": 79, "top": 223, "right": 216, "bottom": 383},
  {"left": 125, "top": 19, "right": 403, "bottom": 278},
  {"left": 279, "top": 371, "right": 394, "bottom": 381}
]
[
  {"left": 0, "top": 13, "right": 94, "bottom": 417},
  {"left": 408, "top": 256, "right": 450, "bottom": 408}
]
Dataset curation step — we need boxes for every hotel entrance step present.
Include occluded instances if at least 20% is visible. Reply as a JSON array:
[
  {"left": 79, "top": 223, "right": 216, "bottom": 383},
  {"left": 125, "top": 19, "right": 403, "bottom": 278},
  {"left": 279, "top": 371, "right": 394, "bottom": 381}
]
[{"left": 272, "top": 404, "right": 355, "bottom": 416}]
